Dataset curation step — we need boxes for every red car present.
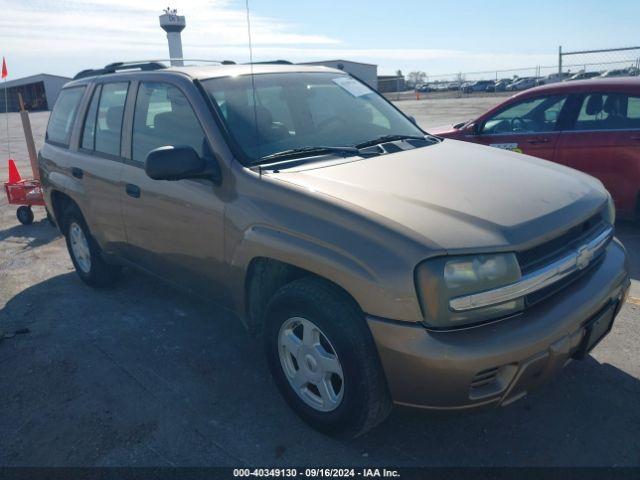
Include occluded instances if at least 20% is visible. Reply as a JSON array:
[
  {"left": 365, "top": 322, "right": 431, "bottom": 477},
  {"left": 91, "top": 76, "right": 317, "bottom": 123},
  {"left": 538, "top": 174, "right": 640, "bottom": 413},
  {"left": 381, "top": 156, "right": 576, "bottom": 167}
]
[{"left": 432, "top": 78, "right": 640, "bottom": 219}]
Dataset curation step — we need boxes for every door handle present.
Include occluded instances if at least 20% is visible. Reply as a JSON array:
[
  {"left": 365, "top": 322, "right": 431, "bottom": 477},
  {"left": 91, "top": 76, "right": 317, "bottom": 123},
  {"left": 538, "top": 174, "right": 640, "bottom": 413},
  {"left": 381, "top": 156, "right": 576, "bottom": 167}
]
[
  {"left": 526, "top": 138, "right": 549, "bottom": 145},
  {"left": 630, "top": 135, "right": 640, "bottom": 141},
  {"left": 125, "top": 183, "right": 141, "bottom": 198},
  {"left": 71, "top": 167, "right": 83, "bottom": 179}
]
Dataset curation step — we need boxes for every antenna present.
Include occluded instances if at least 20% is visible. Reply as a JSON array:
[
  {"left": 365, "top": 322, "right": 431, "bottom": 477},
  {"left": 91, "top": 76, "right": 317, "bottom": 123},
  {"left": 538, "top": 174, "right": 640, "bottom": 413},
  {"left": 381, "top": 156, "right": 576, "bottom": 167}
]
[{"left": 245, "top": 0, "right": 261, "bottom": 168}]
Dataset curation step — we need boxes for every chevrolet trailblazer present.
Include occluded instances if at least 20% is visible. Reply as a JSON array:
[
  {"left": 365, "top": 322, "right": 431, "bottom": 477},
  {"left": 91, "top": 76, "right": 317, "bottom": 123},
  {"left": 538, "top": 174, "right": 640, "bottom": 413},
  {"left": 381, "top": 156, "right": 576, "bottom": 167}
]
[{"left": 39, "top": 61, "right": 630, "bottom": 437}]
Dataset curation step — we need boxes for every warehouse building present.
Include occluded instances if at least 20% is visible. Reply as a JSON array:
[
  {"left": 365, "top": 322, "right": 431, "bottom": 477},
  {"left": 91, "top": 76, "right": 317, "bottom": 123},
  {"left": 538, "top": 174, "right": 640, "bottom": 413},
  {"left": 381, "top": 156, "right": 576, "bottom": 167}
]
[
  {"left": 0, "top": 74, "right": 71, "bottom": 112},
  {"left": 298, "top": 59, "right": 378, "bottom": 89},
  {"left": 377, "top": 75, "right": 406, "bottom": 93}
]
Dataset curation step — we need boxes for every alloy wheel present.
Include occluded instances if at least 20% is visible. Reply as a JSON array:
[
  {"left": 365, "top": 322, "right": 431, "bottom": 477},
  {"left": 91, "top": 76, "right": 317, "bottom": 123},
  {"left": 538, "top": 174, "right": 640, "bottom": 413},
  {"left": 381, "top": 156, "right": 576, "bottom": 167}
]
[
  {"left": 278, "top": 316, "right": 344, "bottom": 412},
  {"left": 69, "top": 222, "right": 91, "bottom": 274}
]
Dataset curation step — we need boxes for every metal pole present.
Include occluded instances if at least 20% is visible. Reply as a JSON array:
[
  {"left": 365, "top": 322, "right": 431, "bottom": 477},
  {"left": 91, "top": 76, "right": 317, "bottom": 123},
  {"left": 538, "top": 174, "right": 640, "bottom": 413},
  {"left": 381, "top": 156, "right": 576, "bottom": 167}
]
[
  {"left": 18, "top": 93, "right": 38, "bottom": 180},
  {"left": 4, "top": 77, "right": 9, "bottom": 159},
  {"left": 558, "top": 45, "right": 563, "bottom": 74}
]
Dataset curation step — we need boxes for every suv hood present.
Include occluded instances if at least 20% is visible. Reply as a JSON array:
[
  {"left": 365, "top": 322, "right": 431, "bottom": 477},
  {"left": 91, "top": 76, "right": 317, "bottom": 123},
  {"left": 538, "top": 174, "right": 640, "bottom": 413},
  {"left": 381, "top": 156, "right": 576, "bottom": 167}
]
[{"left": 269, "top": 139, "right": 607, "bottom": 252}]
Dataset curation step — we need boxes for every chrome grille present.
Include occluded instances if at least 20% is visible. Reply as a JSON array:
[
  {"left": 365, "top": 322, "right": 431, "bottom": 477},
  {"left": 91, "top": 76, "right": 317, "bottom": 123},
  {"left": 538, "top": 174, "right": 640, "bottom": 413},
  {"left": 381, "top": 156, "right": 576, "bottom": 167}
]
[
  {"left": 517, "top": 212, "right": 604, "bottom": 275},
  {"left": 450, "top": 224, "right": 613, "bottom": 312}
]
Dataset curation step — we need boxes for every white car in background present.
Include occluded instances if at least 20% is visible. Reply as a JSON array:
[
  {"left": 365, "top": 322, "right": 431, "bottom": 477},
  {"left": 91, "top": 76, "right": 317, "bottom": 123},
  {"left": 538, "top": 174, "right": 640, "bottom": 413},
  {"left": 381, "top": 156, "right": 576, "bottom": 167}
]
[
  {"left": 536, "top": 72, "right": 571, "bottom": 85},
  {"left": 506, "top": 77, "right": 540, "bottom": 91},
  {"left": 565, "top": 71, "right": 601, "bottom": 81},
  {"left": 599, "top": 67, "right": 640, "bottom": 78}
]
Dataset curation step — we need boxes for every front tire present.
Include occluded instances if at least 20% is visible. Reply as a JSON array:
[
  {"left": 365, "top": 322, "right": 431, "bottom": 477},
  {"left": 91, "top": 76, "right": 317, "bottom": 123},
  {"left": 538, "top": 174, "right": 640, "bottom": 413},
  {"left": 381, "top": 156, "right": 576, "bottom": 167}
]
[
  {"left": 62, "top": 205, "right": 121, "bottom": 288},
  {"left": 264, "top": 277, "right": 392, "bottom": 437}
]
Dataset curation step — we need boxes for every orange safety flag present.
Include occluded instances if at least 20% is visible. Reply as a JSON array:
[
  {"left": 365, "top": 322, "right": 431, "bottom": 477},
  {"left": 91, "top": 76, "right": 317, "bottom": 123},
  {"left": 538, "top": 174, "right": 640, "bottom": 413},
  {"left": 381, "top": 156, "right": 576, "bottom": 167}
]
[{"left": 2, "top": 57, "right": 7, "bottom": 79}]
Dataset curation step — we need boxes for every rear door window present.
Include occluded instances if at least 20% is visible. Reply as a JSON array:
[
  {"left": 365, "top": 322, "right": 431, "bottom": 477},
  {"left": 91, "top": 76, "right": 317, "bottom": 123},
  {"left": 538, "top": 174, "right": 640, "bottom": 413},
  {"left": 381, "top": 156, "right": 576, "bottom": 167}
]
[
  {"left": 573, "top": 93, "right": 640, "bottom": 131},
  {"left": 94, "top": 82, "right": 129, "bottom": 156},
  {"left": 628, "top": 96, "right": 640, "bottom": 121},
  {"left": 46, "top": 86, "right": 86, "bottom": 146},
  {"left": 81, "top": 85, "right": 101, "bottom": 150}
]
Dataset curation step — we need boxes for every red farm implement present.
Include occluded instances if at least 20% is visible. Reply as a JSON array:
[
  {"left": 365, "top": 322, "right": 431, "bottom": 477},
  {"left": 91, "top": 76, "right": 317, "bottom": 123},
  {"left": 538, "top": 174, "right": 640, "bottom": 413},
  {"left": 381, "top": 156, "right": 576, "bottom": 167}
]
[
  {"left": 3, "top": 93, "right": 45, "bottom": 225},
  {"left": 4, "top": 158, "right": 44, "bottom": 225}
]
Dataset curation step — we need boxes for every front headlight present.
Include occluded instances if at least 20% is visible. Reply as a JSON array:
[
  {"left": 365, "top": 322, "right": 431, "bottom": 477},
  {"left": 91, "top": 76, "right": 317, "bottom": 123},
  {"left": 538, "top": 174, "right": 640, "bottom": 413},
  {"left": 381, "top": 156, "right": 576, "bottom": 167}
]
[
  {"left": 415, "top": 253, "right": 523, "bottom": 328},
  {"left": 604, "top": 193, "right": 616, "bottom": 225}
]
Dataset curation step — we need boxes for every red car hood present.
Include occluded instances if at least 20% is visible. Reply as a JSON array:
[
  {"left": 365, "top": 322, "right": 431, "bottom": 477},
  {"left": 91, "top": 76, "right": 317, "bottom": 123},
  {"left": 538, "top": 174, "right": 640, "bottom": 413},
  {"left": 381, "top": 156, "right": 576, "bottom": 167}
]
[{"left": 429, "top": 125, "right": 460, "bottom": 137}]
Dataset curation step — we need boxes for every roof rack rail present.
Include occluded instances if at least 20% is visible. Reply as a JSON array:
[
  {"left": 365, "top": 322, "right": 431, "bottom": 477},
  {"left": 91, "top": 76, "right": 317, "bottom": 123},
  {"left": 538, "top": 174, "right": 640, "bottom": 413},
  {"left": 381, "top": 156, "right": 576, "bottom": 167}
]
[
  {"left": 138, "top": 58, "right": 236, "bottom": 65},
  {"left": 72, "top": 58, "right": 239, "bottom": 80},
  {"left": 73, "top": 61, "right": 166, "bottom": 80},
  {"left": 246, "top": 59, "right": 292, "bottom": 65}
]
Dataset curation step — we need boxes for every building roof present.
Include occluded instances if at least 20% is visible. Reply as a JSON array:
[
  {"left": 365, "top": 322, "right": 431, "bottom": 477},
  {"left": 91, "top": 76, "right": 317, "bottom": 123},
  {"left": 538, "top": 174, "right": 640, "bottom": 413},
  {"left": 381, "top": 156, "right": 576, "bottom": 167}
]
[{"left": 2, "top": 73, "right": 72, "bottom": 88}]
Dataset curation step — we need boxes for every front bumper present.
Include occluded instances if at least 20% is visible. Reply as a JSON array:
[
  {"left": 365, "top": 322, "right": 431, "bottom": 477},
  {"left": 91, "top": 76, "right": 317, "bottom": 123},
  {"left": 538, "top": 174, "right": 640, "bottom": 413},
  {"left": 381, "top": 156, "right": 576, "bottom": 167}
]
[{"left": 368, "top": 239, "right": 630, "bottom": 410}]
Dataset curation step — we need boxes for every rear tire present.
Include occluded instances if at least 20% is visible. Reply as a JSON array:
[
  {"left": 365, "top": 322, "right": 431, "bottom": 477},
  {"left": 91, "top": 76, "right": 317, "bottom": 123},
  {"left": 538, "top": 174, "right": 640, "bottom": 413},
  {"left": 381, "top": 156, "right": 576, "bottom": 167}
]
[
  {"left": 16, "top": 206, "right": 34, "bottom": 225},
  {"left": 62, "top": 204, "right": 121, "bottom": 288},
  {"left": 46, "top": 209, "right": 56, "bottom": 227},
  {"left": 264, "top": 277, "right": 392, "bottom": 438}
]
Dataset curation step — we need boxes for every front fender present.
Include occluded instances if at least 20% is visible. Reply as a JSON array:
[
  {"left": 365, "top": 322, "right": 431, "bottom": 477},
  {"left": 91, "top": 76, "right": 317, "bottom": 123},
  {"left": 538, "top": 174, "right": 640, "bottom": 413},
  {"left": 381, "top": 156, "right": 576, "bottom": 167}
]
[{"left": 229, "top": 224, "right": 424, "bottom": 323}]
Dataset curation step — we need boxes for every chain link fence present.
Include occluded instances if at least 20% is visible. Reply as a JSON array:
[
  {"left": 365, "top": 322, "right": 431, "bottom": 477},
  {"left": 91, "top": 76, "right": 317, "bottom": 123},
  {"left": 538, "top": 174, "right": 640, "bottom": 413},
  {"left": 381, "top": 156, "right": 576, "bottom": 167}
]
[
  {"left": 559, "top": 46, "right": 640, "bottom": 77},
  {"left": 389, "top": 46, "right": 640, "bottom": 99}
]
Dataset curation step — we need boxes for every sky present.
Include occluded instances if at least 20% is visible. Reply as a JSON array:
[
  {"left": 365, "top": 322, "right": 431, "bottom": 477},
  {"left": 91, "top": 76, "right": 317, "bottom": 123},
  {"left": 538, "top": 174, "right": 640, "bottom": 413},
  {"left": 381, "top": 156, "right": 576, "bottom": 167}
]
[{"left": 1, "top": 0, "right": 639, "bottom": 80}]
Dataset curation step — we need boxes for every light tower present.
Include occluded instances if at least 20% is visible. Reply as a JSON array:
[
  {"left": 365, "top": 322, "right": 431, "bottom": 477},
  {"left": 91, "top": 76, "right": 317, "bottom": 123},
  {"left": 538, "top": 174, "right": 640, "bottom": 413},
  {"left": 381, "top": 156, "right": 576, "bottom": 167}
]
[{"left": 159, "top": 7, "right": 186, "bottom": 66}]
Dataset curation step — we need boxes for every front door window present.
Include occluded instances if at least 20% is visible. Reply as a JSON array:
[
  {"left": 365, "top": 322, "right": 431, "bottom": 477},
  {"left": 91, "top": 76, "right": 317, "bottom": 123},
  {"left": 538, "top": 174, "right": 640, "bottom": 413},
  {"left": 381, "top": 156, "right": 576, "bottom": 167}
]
[
  {"left": 480, "top": 95, "right": 568, "bottom": 135},
  {"left": 132, "top": 82, "right": 210, "bottom": 163}
]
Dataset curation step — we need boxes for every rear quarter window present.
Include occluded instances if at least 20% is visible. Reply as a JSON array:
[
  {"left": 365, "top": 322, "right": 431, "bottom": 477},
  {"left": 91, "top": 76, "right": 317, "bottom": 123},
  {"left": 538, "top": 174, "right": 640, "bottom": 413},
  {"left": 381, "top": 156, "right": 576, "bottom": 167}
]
[{"left": 46, "top": 86, "right": 86, "bottom": 146}]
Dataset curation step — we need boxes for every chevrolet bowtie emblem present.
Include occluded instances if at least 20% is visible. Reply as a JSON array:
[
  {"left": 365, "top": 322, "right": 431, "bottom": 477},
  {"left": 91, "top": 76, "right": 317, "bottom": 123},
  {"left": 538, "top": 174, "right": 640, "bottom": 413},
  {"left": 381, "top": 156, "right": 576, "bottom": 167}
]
[{"left": 576, "top": 245, "right": 594, "bottom": 270}]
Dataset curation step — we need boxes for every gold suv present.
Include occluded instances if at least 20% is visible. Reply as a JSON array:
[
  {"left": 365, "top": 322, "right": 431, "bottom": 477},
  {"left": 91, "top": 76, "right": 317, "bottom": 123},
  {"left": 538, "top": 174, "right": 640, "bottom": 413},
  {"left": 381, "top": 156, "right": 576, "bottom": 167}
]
[{"left": 40, "top": 61, "right": 630, "bottom": 437}]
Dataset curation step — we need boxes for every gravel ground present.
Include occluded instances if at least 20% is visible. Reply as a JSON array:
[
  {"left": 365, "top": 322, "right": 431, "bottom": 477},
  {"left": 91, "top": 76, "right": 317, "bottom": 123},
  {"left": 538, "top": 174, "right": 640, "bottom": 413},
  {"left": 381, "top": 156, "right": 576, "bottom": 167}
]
[{"left": 0, "top": 101, "right": 639, "bottom": 467}]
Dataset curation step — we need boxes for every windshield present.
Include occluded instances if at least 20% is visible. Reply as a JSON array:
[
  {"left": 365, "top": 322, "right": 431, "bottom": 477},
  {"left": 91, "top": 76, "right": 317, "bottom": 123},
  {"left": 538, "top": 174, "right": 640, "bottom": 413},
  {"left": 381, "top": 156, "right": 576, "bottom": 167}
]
[{"left": 201, "top": 72, "right": 425, "bottom": 164}]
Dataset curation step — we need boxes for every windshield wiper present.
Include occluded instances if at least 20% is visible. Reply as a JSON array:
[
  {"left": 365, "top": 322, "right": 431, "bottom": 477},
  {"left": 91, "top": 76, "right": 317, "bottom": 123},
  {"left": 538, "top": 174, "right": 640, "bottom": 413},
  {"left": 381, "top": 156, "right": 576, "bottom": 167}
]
[
  {"left": 355, "top": 134, "right": 428, "bottom": 149},
  {"left": 255, "top": 146, "right": 362, "bottom": 164}
]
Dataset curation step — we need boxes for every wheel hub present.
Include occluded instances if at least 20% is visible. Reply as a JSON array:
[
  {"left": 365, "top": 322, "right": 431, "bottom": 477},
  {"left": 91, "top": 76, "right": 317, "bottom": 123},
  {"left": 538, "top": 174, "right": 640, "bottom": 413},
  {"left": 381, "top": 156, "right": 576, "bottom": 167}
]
[
  {"left": 304, "top": 354, "right": 317, "bottom": 373},
  {"left": 298, "top": 346, "right": 323, "bottom": 383}
]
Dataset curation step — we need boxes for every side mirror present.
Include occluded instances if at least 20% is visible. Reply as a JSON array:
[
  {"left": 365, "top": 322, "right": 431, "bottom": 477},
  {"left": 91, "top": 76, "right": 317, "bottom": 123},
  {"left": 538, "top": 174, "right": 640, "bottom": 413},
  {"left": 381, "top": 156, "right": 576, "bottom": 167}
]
[
  {"left": 464, "top": 122, "right": 478, "bottom": 135},
  {"left": 145, "top": 146, "right": 221, "bottom": 183},
  {"left": 408, "top": 115, "right": 418, "bottom": 125}
]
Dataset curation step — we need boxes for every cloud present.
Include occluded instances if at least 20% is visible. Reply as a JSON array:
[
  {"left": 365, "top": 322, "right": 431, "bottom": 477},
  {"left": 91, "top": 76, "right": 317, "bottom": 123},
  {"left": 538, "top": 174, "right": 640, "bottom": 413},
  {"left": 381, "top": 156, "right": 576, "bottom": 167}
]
[
  {"left": 0, "top": 0, "right": 340, "bottom": 74},
  {"left": 0, "top": 0, "right": 340, "bottom": 47},
  {"left": 184, "top": 46, "right": 557, "bottom": 76},
  {"left": 0, "top": 0, "right": 555, "bottom": 78}
]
